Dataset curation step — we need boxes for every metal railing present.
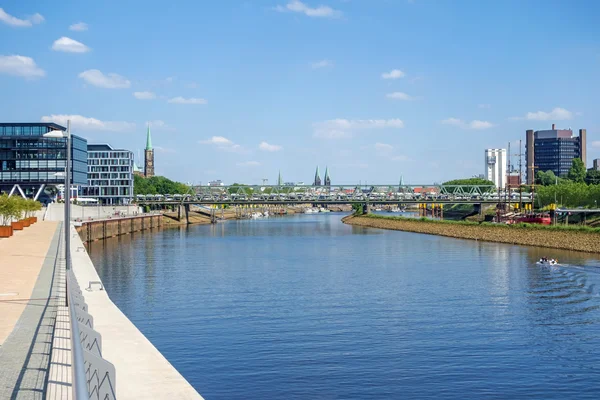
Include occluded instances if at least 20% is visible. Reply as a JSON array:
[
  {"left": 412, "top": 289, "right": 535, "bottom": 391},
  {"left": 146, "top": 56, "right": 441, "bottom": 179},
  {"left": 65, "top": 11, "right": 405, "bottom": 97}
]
[{"left": 67, "top": 269, "right": 117, "bottom": 399}]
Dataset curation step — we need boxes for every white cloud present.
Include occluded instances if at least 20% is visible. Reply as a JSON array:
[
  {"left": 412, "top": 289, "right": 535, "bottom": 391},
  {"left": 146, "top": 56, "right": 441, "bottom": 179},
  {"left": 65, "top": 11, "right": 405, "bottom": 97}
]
[
  {"left": 0, "top": 8, "right": 44, "bottom": 27},
  {"left": 40, "top": 114, "right": 135, "bottom": 132},
  {"left": 78, "top": 69, "right": 130, "bottom": 88},
  {"left": 381, "top": 69, "right": 405, "bottom": 79},
  {"left": 314, "top": 118, "right": 404, "bottom": 139},
  {"left": 167, "top": 96, "right": 207, "bottom": 104},
  {"left": 0, "top": 55, "right": 45, "bottom": 79},
  {"left": 69, "top": 22, "right": 88, "bottom": 31},
  {"left": 469, "top": 120, "right": 494, "bottom": 129},
  {"left": 386, "top": 92, "right": 413, "bottom": 101},
  {"left": 237, "top": 161, "right": 260, "bottom": 167},
  {"left": 200, "top": 136, "right": 247, "bottom": 153},
  {"left": 591, "top": 141, "right": 600, "bottom": 149},
  {"left": 520, "top": 107, "right": 573, "bottom": 121},
  {"left": 311, "top": 59, "right": 333, "bottom": 69},
  {"left": 478, "top": 104, "right": 491, "bottom": 109},
  {"left": 259, "top": 141, "right": 282, "bottom": 152},
  {"left": 147, "top": 120, "right": 174, "bottom": 131},
  {"left": 200, "top": 136, "right": 233, "bottom": 145},
  {"left": 154, "top": 146, "right": 176, "bottom": 154},
  {"left": 52, "top": 37, "right": 90, "bottom": 53},
  {"left": 275, "top": 1, "right": 341, "bottom": 18},
  {"left": 133, "top": 91, "right": 156, "bottom": 100},
  {"left": 374, "top": 142, "right": 393, "bottom": 152},
  {"left": 442, "top": 118, "right": 494, "bottom": 130}
]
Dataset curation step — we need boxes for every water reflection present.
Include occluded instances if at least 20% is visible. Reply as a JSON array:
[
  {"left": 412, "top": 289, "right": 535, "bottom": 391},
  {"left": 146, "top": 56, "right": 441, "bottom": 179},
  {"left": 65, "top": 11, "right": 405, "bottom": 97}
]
[{"left": 89, "top": 214, "right": 600, "bottom": 400}]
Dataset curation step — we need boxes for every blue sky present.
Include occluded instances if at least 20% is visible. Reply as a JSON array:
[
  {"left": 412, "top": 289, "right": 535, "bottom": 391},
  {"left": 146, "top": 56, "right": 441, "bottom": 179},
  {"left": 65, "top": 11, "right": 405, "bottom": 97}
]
[{"left": 1, "top": 0, "right": 599, "bottom": 185}]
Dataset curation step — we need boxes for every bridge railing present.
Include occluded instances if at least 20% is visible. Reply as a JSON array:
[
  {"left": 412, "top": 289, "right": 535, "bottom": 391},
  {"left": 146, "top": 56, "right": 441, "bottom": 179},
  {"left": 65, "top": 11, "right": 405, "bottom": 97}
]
[
  {"left": 134, "top": 184, "right": 501, "bottom": 204},
  {"left": 67, "top": 269, "right": 117, "bottom": 399}
]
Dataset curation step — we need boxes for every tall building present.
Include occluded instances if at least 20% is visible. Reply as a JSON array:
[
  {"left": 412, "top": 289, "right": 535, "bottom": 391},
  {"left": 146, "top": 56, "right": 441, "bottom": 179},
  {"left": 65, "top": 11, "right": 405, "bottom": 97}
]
[
  {"left": 324, "top": 166, "right": 331, "bottom": 186},
  {"left": 313, "top": 166, "right": 321, "bottom": 186},
  {"left": 144, "top": 125, "right": 155, "bottom": 178},
  {"left": 526, "top": 124, "right": 586, "bottom": 184},
  {"left": 484, "top": 149, "right": 507, "bottom": 189},
  {"left": 0, "top": 122, "right": 87, "bottom": 202},
  {"left": 591, "top": 159, "right": 600, "bottom": 171},
  {"left": 83, "top": 144, "right": 134, "bottom": 204}
]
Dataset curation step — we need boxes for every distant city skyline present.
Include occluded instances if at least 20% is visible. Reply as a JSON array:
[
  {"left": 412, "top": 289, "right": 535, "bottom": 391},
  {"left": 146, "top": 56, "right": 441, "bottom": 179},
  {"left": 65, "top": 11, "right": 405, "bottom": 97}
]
[{"left": 1, "top": 1, "right": 598, "bottom": 184}]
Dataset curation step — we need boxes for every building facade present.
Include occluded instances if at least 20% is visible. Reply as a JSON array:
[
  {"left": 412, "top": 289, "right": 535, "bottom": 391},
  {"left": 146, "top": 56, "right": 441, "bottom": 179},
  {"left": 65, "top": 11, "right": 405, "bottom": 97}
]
[
  {"left": 0, "top": 123, "right": 87, "bottom": 202},
  {"left": 144, "top": 125, "right": 154, "bottom": 178},
  {"left": 591, "top": 159, "right": 600, "bottom": 171},
  {"left": 83, "top": 144, "right": 134, "bottom": 205},
  {"left": 526, "top": 124, "right": 586, "bottom": 184},
  {"left": 484, "top": 149, "right": 507, "bottom": 189}
]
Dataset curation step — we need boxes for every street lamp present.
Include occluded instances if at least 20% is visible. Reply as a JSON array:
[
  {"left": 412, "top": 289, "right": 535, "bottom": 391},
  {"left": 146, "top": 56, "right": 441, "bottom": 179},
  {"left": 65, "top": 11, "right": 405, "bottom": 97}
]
[{"left": 43, "top": 120, "right": 71, "bottom": 271}]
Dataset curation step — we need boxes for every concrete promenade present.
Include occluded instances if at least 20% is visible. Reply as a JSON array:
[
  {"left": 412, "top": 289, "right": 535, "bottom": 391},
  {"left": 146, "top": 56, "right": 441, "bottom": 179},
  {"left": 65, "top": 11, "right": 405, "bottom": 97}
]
[
  {"left": 0, "top": 219, "right": 203, "bottom": 398},
  {"left": 69, "top": 224, "right": 203, "bottom": 399},
  {"left": 0, "top": 221, "right": 61, "bottom": 399}
]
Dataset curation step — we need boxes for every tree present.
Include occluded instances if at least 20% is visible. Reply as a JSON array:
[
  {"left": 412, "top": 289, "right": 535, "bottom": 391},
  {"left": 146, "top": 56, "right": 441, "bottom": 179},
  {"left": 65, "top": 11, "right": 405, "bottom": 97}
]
[
  {"left": 442, "top": 178, "right": 496, "bottom": 194},
  {"left": 585, "top": 169, "right": 600, "bottom": 185},
  {"left": 134, "top": 175, "right": 190, "bottom": 195},
  {"left": 535, "top": 170, "right": 557, "bottom": 186},
  {"left": 567, "top": 158, "right": 586, "bottom": 183}
]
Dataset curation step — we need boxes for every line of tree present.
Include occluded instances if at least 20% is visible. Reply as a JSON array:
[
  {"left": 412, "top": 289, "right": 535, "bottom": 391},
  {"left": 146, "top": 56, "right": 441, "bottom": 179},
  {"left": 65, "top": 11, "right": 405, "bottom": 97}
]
[
  {"left": 133, "top": 175, "right": 190, "bottom": 195},
  {"left": 0, "top": 194, "right": 42, "bottom": 225},
  {"left": 534, "top": 158, "right": 600, "bottom": 208},
  {"left": 442, "top": 178, "right": 496, "bottom": 193},
  {"left": 536, "top": 159, "right": 600, "bottom": 186}
]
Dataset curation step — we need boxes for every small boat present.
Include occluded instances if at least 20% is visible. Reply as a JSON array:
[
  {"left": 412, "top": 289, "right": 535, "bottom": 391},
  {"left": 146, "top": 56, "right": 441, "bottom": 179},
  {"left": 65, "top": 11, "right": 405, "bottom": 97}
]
[
  {"left": 304, "top": 208, "right": 317, "bottom": 214},
  {"left": 319, "top": 207, "right": 331, "bottom": 213},
  {"left": 536, "top": 259, "right": 559, "bottom": 266}
]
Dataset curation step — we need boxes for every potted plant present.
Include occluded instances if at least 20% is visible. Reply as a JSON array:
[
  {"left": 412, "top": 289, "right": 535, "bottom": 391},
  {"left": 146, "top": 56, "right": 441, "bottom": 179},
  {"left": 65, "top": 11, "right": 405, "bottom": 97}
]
[{"left": 0, "top": 194, "right": 18, "bottom": 236}]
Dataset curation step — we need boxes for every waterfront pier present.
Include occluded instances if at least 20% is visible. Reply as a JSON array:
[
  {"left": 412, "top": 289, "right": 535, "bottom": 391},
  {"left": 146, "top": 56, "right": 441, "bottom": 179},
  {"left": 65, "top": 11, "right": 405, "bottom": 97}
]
[{"left": 0, "top": 220, "right": 203, "bottom": 399}]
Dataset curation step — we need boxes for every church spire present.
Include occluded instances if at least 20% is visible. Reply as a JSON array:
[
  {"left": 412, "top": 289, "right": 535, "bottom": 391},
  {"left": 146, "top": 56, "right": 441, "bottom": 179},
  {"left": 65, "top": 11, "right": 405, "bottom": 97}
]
[
  {"left": 145, "top": 124, "right": 153, "bottom": 150},
  {"left": 277, "top": 170, "right": 283, "bottom": 186},
  {"left": 324, "top": 166, "right": 331, "bottom": 186},
  {"left": 313, "top": 166, "right": 321, "bottom": 186}
]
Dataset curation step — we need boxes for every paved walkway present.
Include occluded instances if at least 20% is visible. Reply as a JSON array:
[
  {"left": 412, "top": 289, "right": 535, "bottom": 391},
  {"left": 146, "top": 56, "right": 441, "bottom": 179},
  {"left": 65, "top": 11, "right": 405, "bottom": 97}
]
[{"left": 0, "top": 222, "right": 61, "bottom": 399}]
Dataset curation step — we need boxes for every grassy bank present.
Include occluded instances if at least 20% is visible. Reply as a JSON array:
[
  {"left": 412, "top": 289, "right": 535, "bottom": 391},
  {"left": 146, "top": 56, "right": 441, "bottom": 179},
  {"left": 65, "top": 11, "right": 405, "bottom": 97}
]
[{"left": 342, "top": 214, "right": 600, "bottom": 253}]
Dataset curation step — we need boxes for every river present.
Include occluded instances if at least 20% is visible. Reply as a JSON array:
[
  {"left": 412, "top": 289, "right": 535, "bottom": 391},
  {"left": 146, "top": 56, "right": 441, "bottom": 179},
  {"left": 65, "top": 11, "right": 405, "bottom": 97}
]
[{"left": 88, "top": 213, "right": 600, "bottom": 399}]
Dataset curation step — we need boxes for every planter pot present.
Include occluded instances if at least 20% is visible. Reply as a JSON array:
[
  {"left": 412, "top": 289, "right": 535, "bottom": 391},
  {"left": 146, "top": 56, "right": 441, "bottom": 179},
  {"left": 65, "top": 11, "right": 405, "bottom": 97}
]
[
  {"left": 31, "top": 217, "right": 37, "bottom": 224},
  {"left": 11, "top": 221, "right": 23, "bottom": 230},
  {"left": 0, "top": 226, "right": 12, "bottom": 238},
  {"left": 22, "top": 219, "right": 31, "bottom": 227}
]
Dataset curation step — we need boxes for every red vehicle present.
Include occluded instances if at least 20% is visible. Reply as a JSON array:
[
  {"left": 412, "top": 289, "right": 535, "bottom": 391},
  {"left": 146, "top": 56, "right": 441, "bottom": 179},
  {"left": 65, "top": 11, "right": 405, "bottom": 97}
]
[{"left": 516, "top": 213, "right": 552, "bottom": 225}]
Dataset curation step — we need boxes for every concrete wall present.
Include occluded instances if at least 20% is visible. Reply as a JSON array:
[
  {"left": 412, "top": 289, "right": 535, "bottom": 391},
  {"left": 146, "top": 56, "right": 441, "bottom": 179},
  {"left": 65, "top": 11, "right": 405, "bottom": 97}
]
[
  {"left": 45, "top": 203, "right": 143, "bottom": 222},
  {"left": 76, "top": 214, "right": 162, "bottom": 242}
]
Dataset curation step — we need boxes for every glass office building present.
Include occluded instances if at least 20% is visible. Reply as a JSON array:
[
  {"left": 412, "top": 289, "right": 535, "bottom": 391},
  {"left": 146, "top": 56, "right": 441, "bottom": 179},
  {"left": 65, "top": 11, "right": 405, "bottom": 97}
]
[
  {"left": 82, "top": 144, "right": 134, "bottom": 205},
  {"left": 0, "top": 123, "right": 88, "bottom": 202},
  {"left": 526, "top": 125, "right": 586, "bottom": 183}
]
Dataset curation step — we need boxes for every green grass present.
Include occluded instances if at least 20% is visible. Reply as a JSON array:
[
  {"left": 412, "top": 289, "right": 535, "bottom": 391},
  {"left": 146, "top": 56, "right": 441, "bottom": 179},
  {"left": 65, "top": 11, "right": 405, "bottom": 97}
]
[{"left": 362, "top": 213, "right": 600, "bottom": 234}]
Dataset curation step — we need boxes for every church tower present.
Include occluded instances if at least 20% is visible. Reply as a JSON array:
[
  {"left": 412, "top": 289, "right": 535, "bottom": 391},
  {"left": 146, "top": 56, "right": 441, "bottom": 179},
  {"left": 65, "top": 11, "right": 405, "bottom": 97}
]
[
  {"left": 324, "top": 166, "right": 331, "bottom": 187},
  {"left": 313, "top": 166, "right": 321, "bottom": 186},
  {"left": 144, "top": 124, "right": 155, "bottom": 178}
]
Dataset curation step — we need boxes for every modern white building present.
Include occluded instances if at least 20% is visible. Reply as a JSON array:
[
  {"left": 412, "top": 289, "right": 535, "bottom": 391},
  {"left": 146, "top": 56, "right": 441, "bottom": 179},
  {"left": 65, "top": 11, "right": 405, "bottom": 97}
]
[
  {"left": 485, "top": 148, "right": 507, "bottom": 189},
  {"left": 82, "top": 144, "right": 134, "bottom": 204}
]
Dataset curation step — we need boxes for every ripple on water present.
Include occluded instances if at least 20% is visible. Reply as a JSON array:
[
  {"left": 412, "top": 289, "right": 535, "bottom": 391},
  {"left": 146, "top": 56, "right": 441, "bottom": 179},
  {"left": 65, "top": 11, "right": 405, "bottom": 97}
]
[{"left": 89, "top": 214, "right": 600, "bottom": 400}]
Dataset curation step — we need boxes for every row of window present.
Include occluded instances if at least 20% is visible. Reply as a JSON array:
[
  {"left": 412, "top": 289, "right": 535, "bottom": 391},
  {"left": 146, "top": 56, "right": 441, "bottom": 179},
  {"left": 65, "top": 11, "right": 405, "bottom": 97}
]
[
  {"left": 88, "top": 173, "right": 131, "bottom": 179},
  {"left": 89, "top": 166, "right": 131, "bottom": 173},
  {"left": 0, "top": 126, "right": 53, "bottom": 136},
  {"left": 87, "top": 180, "right": 133, "bottom": 187},
  {"left": 88, "top": 159, "right": 133, "bottom": 166},
  {"left": 88, "top": 152, "right": 133, "bottom": 159}
]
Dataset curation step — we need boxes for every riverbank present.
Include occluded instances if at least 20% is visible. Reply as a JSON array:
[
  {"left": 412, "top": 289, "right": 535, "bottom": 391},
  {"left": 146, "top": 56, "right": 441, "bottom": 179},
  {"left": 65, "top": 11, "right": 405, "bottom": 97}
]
[{"left": 342, "top": 214, "right": 600, "bottom": 254}]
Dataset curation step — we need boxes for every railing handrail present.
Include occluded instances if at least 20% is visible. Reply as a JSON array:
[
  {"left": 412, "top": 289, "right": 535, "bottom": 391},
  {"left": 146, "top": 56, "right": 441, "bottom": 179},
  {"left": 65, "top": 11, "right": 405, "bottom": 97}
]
[{"left": 67, "top": 270, "right": 91, "bottom": 400}]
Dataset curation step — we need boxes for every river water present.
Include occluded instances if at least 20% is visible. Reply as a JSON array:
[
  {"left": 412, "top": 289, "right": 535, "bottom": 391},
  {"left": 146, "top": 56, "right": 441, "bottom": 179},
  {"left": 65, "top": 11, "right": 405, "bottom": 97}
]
[{"left": 88, "top": 213, "right": 600, "bottom": 399}]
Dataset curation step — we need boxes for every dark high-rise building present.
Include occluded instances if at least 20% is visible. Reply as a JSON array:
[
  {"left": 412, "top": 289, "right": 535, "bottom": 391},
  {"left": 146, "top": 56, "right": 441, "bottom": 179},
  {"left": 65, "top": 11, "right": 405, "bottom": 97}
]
[
  {"left": 144, "top": 125, "right": 154, "bottom": 178},
  {"left": 0, "top": 122, "right": 88, "bottom": 202},
  {"left": 324, "top": 166, "right": 331, "bottom": 186},
  {"left": 313, "top": 166, "right": 321, "bottom": 186},
  {"left": 525, "top": 124, "right": 586, "bottom": 184}
]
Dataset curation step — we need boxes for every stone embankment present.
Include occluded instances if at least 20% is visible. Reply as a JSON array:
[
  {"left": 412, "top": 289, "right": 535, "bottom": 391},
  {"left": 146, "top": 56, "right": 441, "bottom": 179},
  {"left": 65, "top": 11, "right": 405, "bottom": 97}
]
[{"left": 343, "top": 215, "right": 600, "bottom": 254}]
